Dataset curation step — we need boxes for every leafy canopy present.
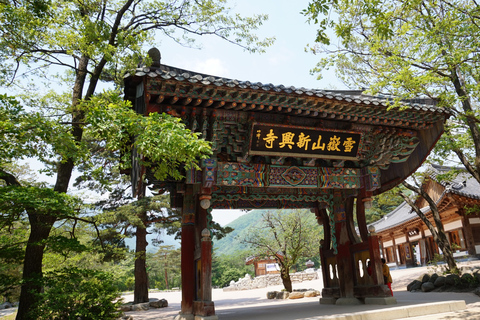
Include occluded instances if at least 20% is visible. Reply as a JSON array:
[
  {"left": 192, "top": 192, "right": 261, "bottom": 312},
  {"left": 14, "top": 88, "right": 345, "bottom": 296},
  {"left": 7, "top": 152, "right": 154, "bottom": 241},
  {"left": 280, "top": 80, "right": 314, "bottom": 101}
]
[{"left": 303, "top": 0, "right": 480, "bottom": 182}]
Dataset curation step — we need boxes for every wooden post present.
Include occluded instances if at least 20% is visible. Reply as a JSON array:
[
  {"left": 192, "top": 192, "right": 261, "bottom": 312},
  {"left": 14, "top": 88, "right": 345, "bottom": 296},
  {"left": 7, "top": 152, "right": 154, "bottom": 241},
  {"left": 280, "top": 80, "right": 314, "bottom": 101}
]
[
  {"left": 460, "top": 210, "right": 476, "bottom": 256},
  {"left": 333, "top": 191, "right": 359, "bottom": 303},
  {"left": 176, "top": 187, "right": 196, "bottom": 320},
  {"left": 357, "top": 190, "right": 369, "bottom": 242},
  {"left": 367, "top": 227, "right": 383, "bottom": 286},
  {"left": 201, "top": 229, "right": 214, "bottom": 303}
]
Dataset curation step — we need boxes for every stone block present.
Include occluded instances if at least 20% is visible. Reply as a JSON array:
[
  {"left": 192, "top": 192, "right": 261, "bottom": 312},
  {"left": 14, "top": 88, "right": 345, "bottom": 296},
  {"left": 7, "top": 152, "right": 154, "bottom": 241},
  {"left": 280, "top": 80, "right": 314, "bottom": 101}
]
[
  {"left": 132, "top": 302, "right": 150, "bottom": 311},
  {"left": 119, "top": 304, "right": 132, "bottom": 312},
  {"left": 319, "top": 297, "right": 337, "bottom": 305},
  {"left": 266, "top": 291, "right": 277, "bottom": 299},
  {"left": 420, "top": 273, "right": 430, "bottom": 283},
  {"left": 406, "top": 302, "right": 455, "bottom": 318},
  {"left": 150, "top": 299, "right": 168, "bottom": 308},
  {"left": 434, "top": 275, "right": 446, "bottom": 287},
  {"left": 429, "top": 273, "right": 439, "bottom": 283},
  {"left": 445, "top": 274, "right": 460, "bottom": 286},
  {"left": 304, "top": 290, "right": 319, "bottom": 297},
  {"left": 276, "top": 291, "right": 289, "bottom": 299},
  {"left": 288, "top": 292, "right": 304, "bottom": 299},
  {"left": 335, "top": 297, "right": 362, "bottom": 305},
  {"left": 194, "top": 316, "right": 218, "bottom": 320},
  {"left": 421, "top": 282, "right": 435, "bottom": 292},
  {"left": 407, "top": 280, "right": 422, "bottom": 292}
]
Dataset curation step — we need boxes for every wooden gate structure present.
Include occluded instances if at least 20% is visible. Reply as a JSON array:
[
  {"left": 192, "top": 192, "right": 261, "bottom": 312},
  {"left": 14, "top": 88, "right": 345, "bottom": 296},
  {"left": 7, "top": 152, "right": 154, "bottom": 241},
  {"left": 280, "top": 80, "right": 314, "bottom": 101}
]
[{"left": 124, "top": 49, "right": 449, "bottom": 319}]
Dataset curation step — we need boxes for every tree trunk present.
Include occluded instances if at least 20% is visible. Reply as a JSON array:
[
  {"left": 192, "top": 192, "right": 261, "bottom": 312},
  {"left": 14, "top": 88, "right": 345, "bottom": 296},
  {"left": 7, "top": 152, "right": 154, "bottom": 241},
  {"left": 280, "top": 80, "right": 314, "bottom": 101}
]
[
  {"left": 400, "top": 181, "right": 458, "bottom": 272},
  {"left": 280, "top": 266, "right": 292, "bottom": 292},
  {"left": 134, "top": 220, "right": 149, "bottom": 303},
  {"left": 16, "top": 213, "right": 55, "bottom": 320}
]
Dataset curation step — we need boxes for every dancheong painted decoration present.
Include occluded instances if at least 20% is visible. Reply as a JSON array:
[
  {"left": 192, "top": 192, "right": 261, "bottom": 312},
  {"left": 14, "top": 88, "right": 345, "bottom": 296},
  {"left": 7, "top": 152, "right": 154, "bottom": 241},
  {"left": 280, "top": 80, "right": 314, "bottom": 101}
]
[{"left": 123, "top": 48, "right": 450, "bottom": 319}]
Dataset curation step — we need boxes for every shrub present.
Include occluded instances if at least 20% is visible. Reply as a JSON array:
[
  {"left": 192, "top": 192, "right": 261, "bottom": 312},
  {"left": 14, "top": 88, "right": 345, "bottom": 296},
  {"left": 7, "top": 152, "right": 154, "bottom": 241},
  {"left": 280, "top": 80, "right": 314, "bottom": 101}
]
[{"left": 30, "top": 267, "right": 123, "bottom": 320}]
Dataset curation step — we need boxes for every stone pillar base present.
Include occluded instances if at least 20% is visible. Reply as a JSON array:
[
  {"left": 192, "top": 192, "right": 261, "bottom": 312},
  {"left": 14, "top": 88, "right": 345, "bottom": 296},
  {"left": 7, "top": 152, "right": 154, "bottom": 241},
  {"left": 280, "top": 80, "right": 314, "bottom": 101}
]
[
  {"left": 194, "top": 316, "right": 218, "bottom": 320},
  {"left": 335, "top": 297, "right": 362, "bottom": 305},
  {"left": 174, "top": 314, "right": 194, "bottom": 320},
  {"left": 194, "top": 301, "right": 215, "bottom": 317},
  {"left": 365, "top": 296, "right": 397, "bottom": 305},
  {"left": 319, "top": 297, "right": 337, "bottom": 305}
]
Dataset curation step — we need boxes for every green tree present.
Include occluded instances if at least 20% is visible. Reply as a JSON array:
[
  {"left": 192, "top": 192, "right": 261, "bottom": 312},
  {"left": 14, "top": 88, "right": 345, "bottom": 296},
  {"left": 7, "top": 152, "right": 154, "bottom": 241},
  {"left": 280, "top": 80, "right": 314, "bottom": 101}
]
[
  {"left": 242, "top": 209, "right": 322, "bottom": 292},
  {"left": 212, "top": 250, "right": 254, "bottom": 288},
  {"left": 302, "top": 0, "right": 478, "bottom": 272},
  {"left": 148, "top": 246, "right": 181, "bottom": 290},
  {"left": 366, "top": 186, "right": 407, "bottom": 224},
  {"left": 0, "top": 0, "right": 272, "bottom": 317}
]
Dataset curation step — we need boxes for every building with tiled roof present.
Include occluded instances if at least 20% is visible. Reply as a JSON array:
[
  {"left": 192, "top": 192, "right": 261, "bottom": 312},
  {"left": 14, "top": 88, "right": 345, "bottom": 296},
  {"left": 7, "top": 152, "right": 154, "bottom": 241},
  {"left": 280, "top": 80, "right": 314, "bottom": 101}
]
[{"left": 369, "top": 164, "right": 480, "bottom": 267}]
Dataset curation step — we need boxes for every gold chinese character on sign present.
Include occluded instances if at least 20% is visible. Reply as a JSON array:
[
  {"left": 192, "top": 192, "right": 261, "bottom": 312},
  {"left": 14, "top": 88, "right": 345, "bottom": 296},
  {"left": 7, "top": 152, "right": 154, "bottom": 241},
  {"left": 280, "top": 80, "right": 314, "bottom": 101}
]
[
  {"left": 343, "top": 137, "right": 356, "bottom": 153},
  {"left": 279, "top": 132, "right": 295, "bottom": 149},
  {"left": 256, "top": 130, "right": 262, "bottom": 139},
  {"left": 297, "top": 132, "right": 311, "bottom": 150},
  {"left": 327, "top": 135, "right": 341, "bottom": 152},
  {"left": 263, "top": 129, "right": 278, "bottom": 149},
  {"left": 312, "top": 135, "right": 325, "bottom": 150}
]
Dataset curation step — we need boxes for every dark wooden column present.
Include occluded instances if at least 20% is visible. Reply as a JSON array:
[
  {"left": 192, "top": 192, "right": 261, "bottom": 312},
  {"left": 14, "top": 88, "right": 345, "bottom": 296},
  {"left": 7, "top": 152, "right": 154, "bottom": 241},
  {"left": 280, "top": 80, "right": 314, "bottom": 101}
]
[
  {"left": 460, "top": 209, "right": 476, "bottom": 256},
  {"left": 357, "top": 189, "right": 370, "bottom": 242},
  {"left": 177, "top": 186, "right": 196, "bottom": 320},
  {"left": 368, "top": 228, "right": 383, "bottom": 286},
  {"left": 333, "top": 191, "right": 359, "bottom": 303},
  {"left": 193, "top": 194, "right": 217, "bottom": 319},
  {"left": 316, "top": 206, "right": 331, "bottom": 290},
  {"left": 391, "top": 233, "right": 398, "bottom": 266}
]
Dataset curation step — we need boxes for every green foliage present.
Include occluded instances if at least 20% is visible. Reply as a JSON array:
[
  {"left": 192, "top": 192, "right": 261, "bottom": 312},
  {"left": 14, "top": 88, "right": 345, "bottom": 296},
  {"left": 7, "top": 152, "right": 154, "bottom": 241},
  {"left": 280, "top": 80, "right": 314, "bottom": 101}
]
[
  {"left": 1, "top": 0, "right": 274, "bottom": 314},
  {"left": 212, "top": 250, "right": 254, "bottom": 288},
  {"left": 303, "top": 0, "right": 480, "bottom": 181},
  {"left": 0, "top": 221, "right": 26, "bottom": 302},
  {"left": 147, "top": 246, "right": 181, "bottom": 290},
  {"left": 242, "top": 209, "right": 323, "bottom": 291},
  {"left": 30, "top": 267, "right": 123, "bottom": 320},
  {"left": 213, "top": 210, "right": 266, "bottom": 255},
  {"left": 365, "top": 185, "right": 407, "bottom": 224},
  {"left": 83, "top": 92, "right": 212, "bottom": 182}
]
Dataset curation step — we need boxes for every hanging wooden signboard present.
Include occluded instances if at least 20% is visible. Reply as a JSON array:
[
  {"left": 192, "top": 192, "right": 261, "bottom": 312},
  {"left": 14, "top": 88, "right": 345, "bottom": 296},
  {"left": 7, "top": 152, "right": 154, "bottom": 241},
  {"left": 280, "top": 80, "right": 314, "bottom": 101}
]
[{"left": 249, "top": 123, "right": 362, "bottom": 160}]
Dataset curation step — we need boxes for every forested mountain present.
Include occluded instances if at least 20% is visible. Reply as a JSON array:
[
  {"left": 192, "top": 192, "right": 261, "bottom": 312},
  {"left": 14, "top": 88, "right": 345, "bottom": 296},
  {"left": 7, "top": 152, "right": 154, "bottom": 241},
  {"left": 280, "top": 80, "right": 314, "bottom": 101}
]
[
  {"left": 213, "top": 209, "right": 324, "bottom": 257},
  {"left": 213, "top": 209, "right": 266, "bottom": 256}
]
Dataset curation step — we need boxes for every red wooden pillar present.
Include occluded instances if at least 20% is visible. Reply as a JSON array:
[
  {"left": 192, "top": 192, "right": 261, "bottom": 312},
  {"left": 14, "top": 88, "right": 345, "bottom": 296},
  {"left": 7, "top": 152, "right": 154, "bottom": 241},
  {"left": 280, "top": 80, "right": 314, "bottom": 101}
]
[
  {"left": 193, "top": 228, "right": 216, "bottom": 318},
  {"left": 357, "top": 189, "right": 370, "bottom": 242},
  {"left": 178, "top": 222, "right": 195, "bottom": 319},
  {"left": 333, "top": 191, "right": 359, "bottom": 304},
  {"left": 176, "top": 186, "right": 196, "bottom": 320},
  {"left": 367, "top": 229, "right": 383, "bottom": 286},
  {"left": 193, "top": 193, "right": 217, "bottom": 319}
]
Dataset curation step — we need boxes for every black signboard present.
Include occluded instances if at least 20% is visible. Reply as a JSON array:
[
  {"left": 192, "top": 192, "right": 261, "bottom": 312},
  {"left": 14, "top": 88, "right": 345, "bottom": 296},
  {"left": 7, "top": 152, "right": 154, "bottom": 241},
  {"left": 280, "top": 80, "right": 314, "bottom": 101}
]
[{"left": 249, "top": 123, "right": 362, "bottom": 159}]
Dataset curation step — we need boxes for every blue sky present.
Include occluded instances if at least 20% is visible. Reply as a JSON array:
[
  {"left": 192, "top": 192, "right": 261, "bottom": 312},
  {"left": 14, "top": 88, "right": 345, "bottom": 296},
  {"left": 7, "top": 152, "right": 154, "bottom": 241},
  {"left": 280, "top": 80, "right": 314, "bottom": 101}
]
[
  {"left": 156, "top": 0, "right": 345, "bottom": 91},
  {"left": 158, "top": 1, "right": 347, "bottom": 227},
  {"left": 19, "top": 1, "right": 346, "bottom": 228}
]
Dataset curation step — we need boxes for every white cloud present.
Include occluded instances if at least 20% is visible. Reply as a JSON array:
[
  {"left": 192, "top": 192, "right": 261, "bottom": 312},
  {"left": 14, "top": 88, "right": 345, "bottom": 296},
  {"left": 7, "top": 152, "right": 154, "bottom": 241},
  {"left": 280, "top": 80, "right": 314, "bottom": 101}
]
[{"left": 191, "top": 58, "right": 230, "bottom": 77}]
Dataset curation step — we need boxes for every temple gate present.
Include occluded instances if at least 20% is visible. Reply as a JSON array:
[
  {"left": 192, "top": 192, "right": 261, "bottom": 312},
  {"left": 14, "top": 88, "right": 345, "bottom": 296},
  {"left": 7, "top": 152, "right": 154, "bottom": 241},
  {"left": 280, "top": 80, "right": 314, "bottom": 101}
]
[{"left": 124, "top": 49, "right": 449, "bottom": 319}]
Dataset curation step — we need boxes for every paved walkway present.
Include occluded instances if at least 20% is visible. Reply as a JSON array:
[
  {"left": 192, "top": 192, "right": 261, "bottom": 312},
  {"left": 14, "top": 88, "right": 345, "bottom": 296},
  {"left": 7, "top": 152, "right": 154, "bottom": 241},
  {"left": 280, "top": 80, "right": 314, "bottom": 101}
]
[
  {"left": 2, "top": 261, "right": 479, "bottom": 319},
  {"left": 123, "top": 260, "right": 480, "bottom": 320}
]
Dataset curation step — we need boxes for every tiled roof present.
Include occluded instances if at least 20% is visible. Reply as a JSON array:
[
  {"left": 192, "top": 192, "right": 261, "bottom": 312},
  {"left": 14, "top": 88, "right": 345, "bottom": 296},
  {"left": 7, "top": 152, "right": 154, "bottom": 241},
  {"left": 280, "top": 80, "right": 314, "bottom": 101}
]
[
  {"left": 430, "top": 164, "right": 480, "bottom": 200},
  {"left": 369, "top": 201, "right": 429, "bottom": 233},
  {"left": 125, "top": 64, "right": 449, "bottom": 116},
  {"left": 369, "top": 165, "right": 480, "bottom": 232}
]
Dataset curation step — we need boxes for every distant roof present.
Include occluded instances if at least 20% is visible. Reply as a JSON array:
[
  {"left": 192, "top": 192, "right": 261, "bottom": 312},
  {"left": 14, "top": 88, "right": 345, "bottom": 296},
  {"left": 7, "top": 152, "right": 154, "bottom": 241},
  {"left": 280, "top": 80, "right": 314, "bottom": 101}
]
[
  {"left": 369, "top": 164, "right": 480, "bottom": 233},
  {"left": 370, "top": 201, "right": 428, "bottom": 233},
  {"left": 429, "top": 164, "right": 480, "bottom": 200}
]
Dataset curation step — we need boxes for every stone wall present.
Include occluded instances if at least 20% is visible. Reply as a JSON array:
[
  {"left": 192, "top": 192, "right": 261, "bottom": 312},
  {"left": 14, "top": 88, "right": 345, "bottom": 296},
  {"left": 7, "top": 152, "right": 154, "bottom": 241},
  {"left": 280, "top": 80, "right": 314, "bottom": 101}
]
[{"left": 223, "top": 268, "right": 319, "bottom": 291}]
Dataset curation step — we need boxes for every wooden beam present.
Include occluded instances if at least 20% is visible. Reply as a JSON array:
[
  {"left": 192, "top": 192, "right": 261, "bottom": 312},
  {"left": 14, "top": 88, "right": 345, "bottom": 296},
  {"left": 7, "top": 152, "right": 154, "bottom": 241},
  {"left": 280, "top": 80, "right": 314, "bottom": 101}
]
[{"left": 202, "top": 99, "right": 214, "bottom": 107}]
